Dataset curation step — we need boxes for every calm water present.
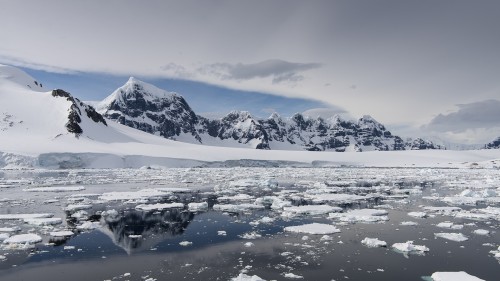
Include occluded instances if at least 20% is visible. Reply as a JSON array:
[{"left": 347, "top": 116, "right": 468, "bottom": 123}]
[{"left": 0, "top": 168, "right": 498, "bottom": 280}]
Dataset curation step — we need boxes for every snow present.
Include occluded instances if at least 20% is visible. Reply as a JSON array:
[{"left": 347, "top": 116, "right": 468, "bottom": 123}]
[
  {"left": 392, "top": 241, "right": 429, "bottom": 253},
  {"left": 3, "top": 233, "right": 42, "bottom": 245},
  {"left": 361, "top": 237, "right": 387, "bottom": 247},
  {"left": 179, "top": 241, "right": 192, "bottom": 246},
  {"left": 434, "top": 233, "right": 468, "bottom": 242},
  {"left": 50, "top": 230, "right": 74, "bottom": 237},
  {"left": 284, "top": 223, "right": 341, "bottom": 235},
  {"left": 0, "top": 213, "right": 53, "bottom": 220},
  {"left": 23, "top": 186, "right": 85, "bottom": 192},
  {"left": 135, "top": 203, "right": 184, "bottom": 211},
  {"left": 329, "top": 209, "right": 389, "bottom": 223},
  {"left": 24, "top": 217, "right": 62, "bottom": 226},
  {"left": 230, "top": 273, "right": 266, "bottom": 281},
  {"left": 431, "top": 271, "right": 485, "bottom": 281}
]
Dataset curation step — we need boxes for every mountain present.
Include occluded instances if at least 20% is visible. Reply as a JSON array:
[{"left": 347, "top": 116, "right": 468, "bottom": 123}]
[
  {"left": 97, "top": 78, "right": 443, "bottom": 152},
  {"left": 485, "top": 137, "right": 500, "bottom": 149}
]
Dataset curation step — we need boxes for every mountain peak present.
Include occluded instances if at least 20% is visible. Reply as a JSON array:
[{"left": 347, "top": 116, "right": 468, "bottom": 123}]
[{"left": 0, "top": 64, "right": 44, "bottom": 92}]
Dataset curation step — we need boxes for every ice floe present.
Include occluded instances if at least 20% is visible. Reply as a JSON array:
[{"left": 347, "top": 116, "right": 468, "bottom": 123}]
[
  {"left": 0, "top": 213, "right": 53, "bottom": 220},
  {"left": 230, "top": 273, "right": 266, "bottom": 281},
  {"left": 3, "top": 233, "right": 42, "bottom": 247},
  {"left": 361, "top": 237, "right": 387, "bottom": 247},
  {"left": 135, "top": 203, "right": 184, "bottom": 211},
  {"left": 392, "top": 241, "right": 429, "bottom": 254},
  {"left": 434, "top": 232, "right": 468, "bottom": 242},
  {"left": 99, "top": 189, "right": 169, "bottom": 201},
  {"left": 284, "top": 223, "right": 341, "bottom": 235},
  {"left": 329, "top": 209, "right": 389, "bottom": 223},
  {"left": 24, "top": 217, "right": 62, "bottom": 226},
  {"left": 430, "top": 271, "right": 485, "bottom": 281},
  {"left": 282, "top": 205, "right": 342, "bottom": 216},
  {"left": 23, "top": 186, "right": 85, "bottom": 192}
]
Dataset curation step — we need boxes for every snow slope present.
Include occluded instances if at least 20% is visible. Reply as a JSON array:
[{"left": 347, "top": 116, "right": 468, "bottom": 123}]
[{"left": 1, "top": 65, "right": 500, "bottom": 169}]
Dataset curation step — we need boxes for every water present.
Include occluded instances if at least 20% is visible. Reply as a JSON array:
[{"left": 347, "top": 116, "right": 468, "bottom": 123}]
[{"left": 0, "top": 168, "right": 498, "bottom": 280}]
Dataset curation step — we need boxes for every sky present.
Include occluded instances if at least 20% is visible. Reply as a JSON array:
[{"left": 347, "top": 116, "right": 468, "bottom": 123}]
[{"left": 1, "top": 0, "right": 499, "bottom": 144}]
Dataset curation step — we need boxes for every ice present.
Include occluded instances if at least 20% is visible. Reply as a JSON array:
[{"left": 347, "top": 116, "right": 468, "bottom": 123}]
[
  {"left": 0, "top": 213, "right": 53, "bottom": 220},
  {"left": 240, "top": 232, "right": 262, "bottom": 239},
  {"left": 217, "top": 231, "right": 227, "bottom": 236},
  {"left": 0, "top": 227, "right": 20, "bottom": 232},
  {"left": 50, "top": 230, "right": 74, "bottom": 237},
  {"left": 306, "top": 193, "right": 366, "bottom": 204},
  {"left": 64, "top": 204, "right": 93, "bottom": 212},
  {"left": 436, "top": 222, "right": 463, "bottom": 230},
  {"left": 179, "top": 241, "right": 192, "bottom": 246},
  {"left": 400, "top": 221, "right": 418, "bottom": 226},
  {"left": 230, "top": 273, "right": 266, "bottom": 281},
  {"left": 329, "top": 209, "right": 389, "bottom": 223},
  {"left": 473, "top": 229, "right": 490, "bottom": 235},
  {"left": 188, "top": 202, "right": 208, "bottom": 211},
  {"left": 76, "top": 221, "right": 100, "bottom": 230},
  {"left": 24, "top": 217, "right": 62, "bottom": 226},
  {"left": 244, "top": 242, "right": 254, "bottom": 247},
  {"left": 407, "top": 211, "right": 427, "bottom": 218},
  {"left": 283, "top": 272, "right": 303, "bottom": 279},
  {"left": 361, "top": 237, "right": 387, "bottom": 247},
  {"left": 392, "top": 241, "right": 429, "bottom": 253},
  {"left": 430, "top": 271, "right": 485, "bottom": 281},
  {"left": 99, "top": 189, "right": 170, "bottom": 201},
  {"left": 284, "top": 223, "right": 341, "bottom": 235},
  {"left": 282, "top": 205, "right": 342, "bottom": 216},
  {"left": 0, "top": 233, "right": 9, "bottom": 241},
  {"left": 434, "top": 232, "right": 468, "bottom": 242},
  {"left": 213, "top": 204, "right": 265, "bottom": 213},
  {"left": 135, "top": 203, "right": 184, "bottom": 211},
  {"left": 3, "top": 233, "right": 42, "bottom": 245},
  {"left": 23, "top": 186, "right": 85, "bottom": 192},
  {"left": 424, "top": 206, "right": 462, "bottom": 215}
]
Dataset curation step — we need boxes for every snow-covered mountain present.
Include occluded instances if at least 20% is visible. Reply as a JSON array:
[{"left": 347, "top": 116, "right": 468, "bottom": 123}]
[
  {"left": 1, "top": 64, "right": 499, "bottom": 169},
  {"left": 485, "top": 136, "right": 500, "bottom": 149},
  {"left": 97, "top": 78, "right": 443, "bottom": 152}
]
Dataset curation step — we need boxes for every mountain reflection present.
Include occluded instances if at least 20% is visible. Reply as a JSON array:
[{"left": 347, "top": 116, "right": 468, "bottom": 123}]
[{"left": 99, "top": 209, "right": 195, "bottom": 254}]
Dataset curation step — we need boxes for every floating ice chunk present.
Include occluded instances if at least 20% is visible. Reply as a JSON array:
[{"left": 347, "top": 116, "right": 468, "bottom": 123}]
[
  {"left": 283, "top": 205, "right": 342, "bottom": 216},
  {"left": 50, "top": 230, "right": 74, "bottom": 237},
  {"left": 361, "top": 237, "right": 387, "bottom": 247},
  {"left": 244, "top": 242, "right": 254, "bottom": 247},
  {"left": 0, "top": 227, "right": 20, "bottom": 232},
  {"left": 64, "top": 204, "right": 92, "bottom": 212},
  {"left": 454, "top": 211, "right": 495, "bottom": 221},
  {"left": 24, "top": 217, "right": 62, "bottom": 226},
  {"left": 434, "top": 232, "right": 468, "bottom": 242},
  {"left": 3, "top": 233, "right": 42, "bottom": 245},
  {"left": 400, "top": 221, "right": 418, "bottom": 226},
  {"left": 392, "top": 241, "right": 429, "bottom": 253},
  {"left": 0, "top": 233, "right": 10, "bottom": 241},
  {"left": 329, "top": 209, "right": 389, "bottom": 223},
  {"left": 0, "top": 213, "right": 53, "bottom": 220},
  {"left": 135, "top": 203, "right": 184, "bottom": 211},
  {"left": 230, "top": 273, "right": 266, "bottom": 281},
  {"left": 424, "top": 206, "right": 462, "bottom": 215},
  {"left": 155, "top": 187, "right": 192, "bottom": 193},
  {"left": 217, "top": 231, "right": 227, "bottom": 236},
  {"left": 188, "top": 202, "right": 208, "bottom": 211},
  {"left": 442, "top": 197, "right": 482, "bottom": 205},
  {"left": 408, "top": 212, "right": 427, "bottom": 218},
  {"left": 320, "top": 235, "right": 333, "bottom": 241},
  {"left": 284, "top": 223, "right": 341, "bottom": 235},
  {"left": 213, "top": 204, "right": 264, "bottom": 213},
  {"left": 76, "top": 221, "right": 100, "bottom": 230},
  {"left": 128, "top": 235, "right": 142, "bottom": 239},
  {"left": 254, "top": 196, "right": 292, "bottom": 209},
  {"left": 99, "top": 189, "right": 169, "bottom": 201},
  {"left": 283, "top": 272, "right": 303, "bottom": 279},
  {"left": 239, "top": 232, "right": 262, "bottom": 239},
  {"left": 64, "top": 246, "right": 75, "bottom": 250},
  {"left": 23, "top": 186, "right": 85, "bottom": 192},
  {"left": 436, "top": 222, "right": 463, "bottom": 230},
  {"left": 218, "top": 194, "right": 255, "bottom": 201},
  {"left": 430, "top": 271, "right": 485, "bottom": 281},
  {"left": 179, "top": 241, "right": 192, "bottom": 246},
  {"left": 306, "top": 193, "right": 366, "bottom": 204},
  {"left": 473, "top": 229, "right": 490, "bottom": 236}
]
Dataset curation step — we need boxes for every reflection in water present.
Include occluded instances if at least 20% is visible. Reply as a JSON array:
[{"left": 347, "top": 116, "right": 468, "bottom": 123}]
[{"left": 99, "top": 209, "right": 195, "bottom": 254}]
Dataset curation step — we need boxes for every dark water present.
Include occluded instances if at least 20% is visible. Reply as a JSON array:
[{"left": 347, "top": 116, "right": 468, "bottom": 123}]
[{"left": 0, "top": 168, "right": 498, "bottom": 280}]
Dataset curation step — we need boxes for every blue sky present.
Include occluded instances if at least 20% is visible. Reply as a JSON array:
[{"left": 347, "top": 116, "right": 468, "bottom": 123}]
[
  {"left": 21, "top": 67, "right": 329, "bottom": 119},
  {"left": 2, "top": 0, "right": 500, "bottom": 144}
]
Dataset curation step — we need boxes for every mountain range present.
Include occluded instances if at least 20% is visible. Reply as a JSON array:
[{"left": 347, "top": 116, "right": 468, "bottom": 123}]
[{"left": 95, "top": 77, "right": 443, "bottom": 152}]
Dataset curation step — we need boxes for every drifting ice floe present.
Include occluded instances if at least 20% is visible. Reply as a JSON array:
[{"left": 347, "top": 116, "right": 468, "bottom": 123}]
[
  {"left": 3, "top": 233, "right": 42, "bottom": 248},
  {"left": 230, "top": 273, "right": 266, "bottom": 281},
  {"left": 213, "top": 204, "right": 264, "bottom": 213},
  {"left": 23, "top": 186, "right": 86, "bottom": 192},
  {"left": 49, "top": 230, "right": 74, "bottom": 237},
  {"left": 99, "top": 189, "right": 169, "bottom": 201},
  {"left": 23, "top": 217, "right": 62, "bottom": 226},
  {"left": 282, "top": 205, "right": 342, "bottom": 216},
  {"left": 473, "top": 229, "right": 490, "bottom": 236},
  {"left": 361, "top": 237, "right": 387, "bottom": 247},
  {"left": 430, "top": 271, "right": 485, "bottom": 281},
  {"left": 434, "top": 233, "right": 468, "bottom": 242},
  {"left": 329, "top": 209, "right": 389, "bottom": 223},
  {"left": 284, "top": 223, "right": 341, "bottom": 235},
  {"left": 188, "top": 202, "right": 208, "bottom": 211},
  {"left": 135, "top": 203, "right": 184, "bottom": 211},
  {"left": 392, "top": 241, "right": 429, "bottom": 254},
  {"left": 0, "top": 213, "right": 53, "bottom": 220}
]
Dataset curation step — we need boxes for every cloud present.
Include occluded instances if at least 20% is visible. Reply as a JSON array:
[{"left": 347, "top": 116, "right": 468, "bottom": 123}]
[
  {"left": 424, "top": 99, "right": 500, "bottom": 132},
  {"left": 197, "top": 59, "right": 321, "bottom": 84},
  {"left": 0, "top": 55, "right": 78, "bottom": 74}
]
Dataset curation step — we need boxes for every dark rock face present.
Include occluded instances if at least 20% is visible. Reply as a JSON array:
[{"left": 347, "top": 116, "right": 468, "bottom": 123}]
[
  {"left": 99, "top": 79, "right": 443, "bottom": 151},
  {"left": 485, "top": 137, "right": 500, "bottom": 149},
  {"left": 51, "top": 89, "right": 107, "bottom": 137}
]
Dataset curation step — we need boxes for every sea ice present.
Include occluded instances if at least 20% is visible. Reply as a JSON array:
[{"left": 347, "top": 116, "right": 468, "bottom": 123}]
[
  {"left": 400, "top": 221, "right": 418, "bottom": 226},
  {"left": 361, "top": 237, "right": 387, "bottom": 247},
  {"left": 135, "top": 203, "right": 184, "bottom": 211},
  {"left": 473, "top": 229, "right": 489, "bottom": 236},
  {"left": 179, "top": 241, "right": 192, "bottom": 246},
  {"left": 434, "top": 232, "right": 468, "bottom": 242},
  {"left": 329, "top": 209, "right": 389, "bottom": 223},
  {"left": 0, "top": 213, "right": 53, "bottom": 220},
  {"left": 283, "top": 272, "right": 303, "bottom": 279},
  {"left": 188, "top": 202, "right": 208, "bottom": 211},
  {"left": 49, "top": 230, "right": 74, "bottom": 237},
  {"left": 430, "top": 271, "right": 485, "bottom": 281},
  {"left": 99, "top": 189, "right": 169, "bottom": 201},
  {"left": 392, "top": 241, "right": 429, "bottom": 253},
  {"left": 23, "top": 186, "right": 85, "bottom": 192},
  {"left": 213, "top": 204, "right": 264, "bottom": 213},
  {"left": 282, "top": 205, "right": 342, "bottom": 216},
  {"left": 3, "top": 233, "right": 42, "bottom": 245},
  {"left": 24, "top": 217, "right": 62, "bottom": 226},
  {"left": 230, "top": 273, "right": 266, "bottom": 281},
  {"left": 284, "top": 223, "right": 341, "bottom": 235},
  {"left": 408, "top": 212, "right": 427, "bottom": 218}
]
